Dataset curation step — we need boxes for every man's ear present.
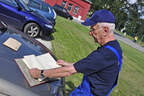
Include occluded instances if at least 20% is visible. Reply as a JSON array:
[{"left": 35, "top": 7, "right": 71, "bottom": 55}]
[
  {"left": 103, "top": 27, "right": 110, "bottom": 37},
  {"left": 103, "top": 26, "right": 109, "bottom": 33}
]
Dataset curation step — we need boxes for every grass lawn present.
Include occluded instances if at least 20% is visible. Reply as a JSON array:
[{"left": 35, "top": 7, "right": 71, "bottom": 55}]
[{"left": 52, "top": 16, "right": 144, "bottom": 96}]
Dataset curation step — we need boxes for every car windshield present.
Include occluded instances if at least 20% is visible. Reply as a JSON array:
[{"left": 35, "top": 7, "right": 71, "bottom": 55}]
[
  {"left": 21, "top": 0, "right": 29, "bottom": 5},
  {"left": 42, "top": 4, "right": 50, "bottom": 12},
  {"left": 19, "top": 0, "right": 31, "bottom": 11}
]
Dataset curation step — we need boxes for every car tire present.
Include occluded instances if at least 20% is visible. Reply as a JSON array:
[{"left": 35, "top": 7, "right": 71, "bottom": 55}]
[
  {"left": 68, "top": 17, "right": 73, "bottom": 20},
  {"left": 24, "top": 22, "right": 40, "bottom": 38},
  {"left": 70, "top": 17, "right": 73, "bottom": 20},
  {"left": 67, "top": 17, "right": 70, "bottom": 20}
]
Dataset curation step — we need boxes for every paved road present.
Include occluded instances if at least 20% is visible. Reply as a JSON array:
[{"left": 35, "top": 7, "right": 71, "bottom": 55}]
[
  {"left": 114, "top": 32, "right": 144, "bottom": 53},
  {"left": 36, "top": 36, "right": 53, "bottom": 51},
  {"left": 36, "top": 32, "right": 144, "bottom": 53}
]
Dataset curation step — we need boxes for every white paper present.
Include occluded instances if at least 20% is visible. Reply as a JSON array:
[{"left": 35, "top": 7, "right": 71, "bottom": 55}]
[
  {"left": 36, "top": 53, "right": 60, "bottom": 70},
  {"left": 3, "top": 37, "right": 22, "bottom": 51},
  {"left": 22, "top": 53, "right": 60, "bottom": 70}
]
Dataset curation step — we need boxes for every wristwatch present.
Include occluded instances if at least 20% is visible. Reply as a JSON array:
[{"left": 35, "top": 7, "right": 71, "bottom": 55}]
[{"left": 40, "top": 70, "right": 45, "bottom": 78}]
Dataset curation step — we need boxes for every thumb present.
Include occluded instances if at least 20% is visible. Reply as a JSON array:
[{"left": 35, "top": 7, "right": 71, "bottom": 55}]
[{"left": 57, "top": 59, "right": 65, "bottom": 64}]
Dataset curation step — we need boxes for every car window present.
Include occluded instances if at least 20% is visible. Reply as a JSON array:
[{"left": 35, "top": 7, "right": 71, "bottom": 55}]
[
  {"left": 19, "top": 0, "right": 31, "bottom": 11},
  {"left": 0, "top": 0, "right": 18, "bottom": 7},
  {"left": 42, "top": 4, "right": 50, "bottom": 12},
  {"left": 61, "top": 1, "right": 66, "bottom": 8},
  {"left": 22, "top": 0, "right": 29, "bottom": 5},
  {"left": 73, "top": 6, "right": 79, "bottom": 15},
  {"left": 63, "top": 8, "right": 67, "bottom": 13},
  {"left": 30, "top": 0, "right": 41, "bottom": 9},
  {"left": 67, "top": 3, "right": 73, "bottom": 12}
]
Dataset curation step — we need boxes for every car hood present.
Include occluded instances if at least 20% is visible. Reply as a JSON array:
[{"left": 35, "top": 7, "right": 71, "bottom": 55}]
[
  {"left": 30, "top": 7, "right": 54, "bottom": 20},
  {"left": 28, "top": 10, "right": 53, "bottom": 25},
  {"left": 0, "top": 28, "right": 61, "bottom": 96}
]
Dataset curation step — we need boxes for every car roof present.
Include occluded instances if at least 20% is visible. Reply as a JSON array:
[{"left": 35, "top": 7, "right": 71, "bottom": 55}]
[{"left": 54, "top": 4, "right": 64, "bottom": 8}]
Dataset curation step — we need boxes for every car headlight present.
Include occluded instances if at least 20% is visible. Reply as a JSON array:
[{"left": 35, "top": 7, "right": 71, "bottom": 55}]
[{"left": 45, "top": 24, "right": 53, "bottom": 29}]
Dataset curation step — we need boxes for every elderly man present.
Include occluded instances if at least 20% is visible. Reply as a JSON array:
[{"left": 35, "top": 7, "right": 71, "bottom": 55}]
[{"left": 29, "top": 9, "right": 123, "bottom": 96}]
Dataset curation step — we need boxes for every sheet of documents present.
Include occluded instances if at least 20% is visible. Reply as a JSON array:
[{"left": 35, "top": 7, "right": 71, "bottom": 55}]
[
  {"left": 23, "top": 53, "right": 61, "bottom": 70},
  {"left": 3, "top": 37, "right": 22, "bottom": 51}
]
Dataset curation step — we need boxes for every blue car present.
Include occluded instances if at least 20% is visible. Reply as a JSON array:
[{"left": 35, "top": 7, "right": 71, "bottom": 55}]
[
  {"left": 0, "top": 21, "right": 64, "bottom": 96},
  {"left": 0, "top": 0, "right": 54, "bottom": 38},
  {"left": 22, "top": 0, "right": 56, "bottom": 25}
]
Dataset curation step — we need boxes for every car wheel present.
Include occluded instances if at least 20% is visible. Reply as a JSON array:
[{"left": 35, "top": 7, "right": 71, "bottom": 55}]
[
  {"left": 68, "top": 17, "right": 73, "bottom": 20},
  {"left": 67, "top": 17, "right": 70, "bottom": 20},
  {"left": 24, "top": 23, "right": 40, "bottom": 38},
  {"left": 70, "top": 17, "right": 73, "bottom": 20}
]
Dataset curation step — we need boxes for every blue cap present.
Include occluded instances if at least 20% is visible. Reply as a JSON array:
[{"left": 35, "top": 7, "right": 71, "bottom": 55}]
[{"left": 82, "top": 9, "right": 115, "bottom": 26}]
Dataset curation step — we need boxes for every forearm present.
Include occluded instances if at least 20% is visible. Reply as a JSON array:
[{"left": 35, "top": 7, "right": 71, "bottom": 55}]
[
  {"left": 29, "top": 60, "right": 77, "bottom": 79},
  {"left": 43, "top": 65, "right": 77, "bottom": 78}
]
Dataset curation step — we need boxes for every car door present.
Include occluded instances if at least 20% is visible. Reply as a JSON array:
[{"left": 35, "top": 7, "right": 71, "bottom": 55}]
[{"left": 0, "top": 0, "right": 25, "bottom": 30}]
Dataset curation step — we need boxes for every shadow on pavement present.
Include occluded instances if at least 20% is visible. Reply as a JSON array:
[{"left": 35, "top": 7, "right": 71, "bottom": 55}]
[{"left": 37, "top": 34, "right": 55, "bottom": 41}]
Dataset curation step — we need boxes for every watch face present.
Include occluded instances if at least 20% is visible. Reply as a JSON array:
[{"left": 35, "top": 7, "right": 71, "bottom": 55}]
[
  {"left": 41, "top": 73, "right": 44, "bottom": 77},
  {"left": 39, "top": 73, "right": 45, "bottom": 81},
  {"left": 38, "top": 70, "right": 45, "bottom": 81},
  {"left": 41, "top": 70, "right": 44, "bottom": 74},
  {"left": 41, "top": 70, "right": 45, "bottom": 77}
]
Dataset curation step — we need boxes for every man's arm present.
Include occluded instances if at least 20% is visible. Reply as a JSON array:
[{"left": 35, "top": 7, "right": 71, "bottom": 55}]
[
  {"left": 29, "top": 60, "right": 77, "bottom": 79},
  {"left": 44, "top": 64, "right": 76, "bottom": 78}
]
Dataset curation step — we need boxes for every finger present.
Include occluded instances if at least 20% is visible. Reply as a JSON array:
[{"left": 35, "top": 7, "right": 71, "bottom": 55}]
[
  {"left": 29, "top": 69, "right": 34, "bottom": 77},
  {"left": 57, "top": 60, "right": 64, "bottom": 64},
  {"left": 58, "top": 63, "right": 66, "bottom": 66},
  {"left": 29, "top": 69, "right": 40, "bottom": 78}
]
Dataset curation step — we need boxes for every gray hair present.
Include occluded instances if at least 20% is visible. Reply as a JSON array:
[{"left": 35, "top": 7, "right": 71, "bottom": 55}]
[{"left": 97, "top": 22, "right": 115, "bottom": 33}]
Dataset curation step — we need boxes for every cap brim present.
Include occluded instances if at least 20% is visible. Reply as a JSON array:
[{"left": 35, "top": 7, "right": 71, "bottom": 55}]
[{"left": 81, "top": 18, "right": 97, "bottom": 26}]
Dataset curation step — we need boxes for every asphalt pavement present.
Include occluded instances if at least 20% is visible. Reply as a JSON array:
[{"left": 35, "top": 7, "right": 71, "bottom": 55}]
[
  {"left": 114, "top": 32, "right": 144, "bottom": 53},
  {"left": 36, "top": 32, "right": 144, "bottom": 53},
  {"left": 36, "top": 35, "right": 54, "bottom": 51}
]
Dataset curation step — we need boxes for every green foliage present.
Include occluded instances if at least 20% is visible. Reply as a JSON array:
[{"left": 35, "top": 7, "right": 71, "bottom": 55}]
[
  {"left": 52, "top": 16, "right": 144, "bottom": 96},
  {"left": 90, "top": 0, "right": 129, "bottom": 30},
  {"left": 90, "top": 0, "right": 144, "bottom": 40}
]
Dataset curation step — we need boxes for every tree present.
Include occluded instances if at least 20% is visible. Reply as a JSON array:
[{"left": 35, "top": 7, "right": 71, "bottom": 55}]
[
  {"left": 125, "top": 0, "right": 143, "bottom": 37},
  {"left": 90, "top": 0, "right": 144, "bottom": 39},
  {"left": 90, "top": 0, "right": 129, "bottom": 30}
]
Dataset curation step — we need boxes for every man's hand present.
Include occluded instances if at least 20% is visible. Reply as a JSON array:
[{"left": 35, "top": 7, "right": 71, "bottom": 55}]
[
  {"left": 29, "top": 68, "right": 41, "bottom": 78},
  {"left": 57, "top": 60, "right": 74, "bottom": 67}
]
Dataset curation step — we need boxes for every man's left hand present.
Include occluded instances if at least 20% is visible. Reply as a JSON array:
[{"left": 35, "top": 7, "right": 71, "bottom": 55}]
[{"left": 29, "top": 68, "right": 41, "bottom": 78}]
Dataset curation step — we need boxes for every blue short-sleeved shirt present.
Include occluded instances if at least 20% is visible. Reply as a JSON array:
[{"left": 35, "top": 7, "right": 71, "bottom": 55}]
[{"left": 74, "top": 40, "right": 123, "bottom": 96}]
